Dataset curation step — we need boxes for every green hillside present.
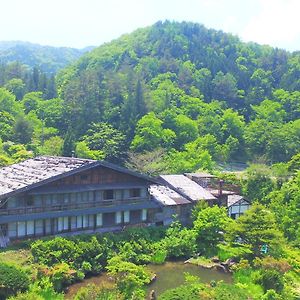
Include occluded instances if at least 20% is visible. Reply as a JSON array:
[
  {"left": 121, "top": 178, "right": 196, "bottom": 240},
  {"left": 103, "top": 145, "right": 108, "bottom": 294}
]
[
  {"left": 0, "top": 41, "right": 92, "bottom": 74},
  {"left": 55, "top": 20, "right": 300, "bottom": 169},
  {"left": 0, "top": 21, "right": 299, "bottom": 172}
]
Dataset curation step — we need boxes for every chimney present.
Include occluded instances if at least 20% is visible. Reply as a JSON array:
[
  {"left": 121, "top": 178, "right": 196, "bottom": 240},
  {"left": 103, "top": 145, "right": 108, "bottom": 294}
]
[{"left": 218, "top": 180, "right": 224, "bottom": 197}]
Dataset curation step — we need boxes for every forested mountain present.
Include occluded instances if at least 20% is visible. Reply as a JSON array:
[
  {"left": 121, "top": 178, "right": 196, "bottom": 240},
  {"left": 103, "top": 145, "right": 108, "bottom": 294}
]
[
  {"left": 0, "top": 21, "right": 300, "bottom": 173},
  {"left": 0, "top": 41, "right": 92, "bottom": 73}
]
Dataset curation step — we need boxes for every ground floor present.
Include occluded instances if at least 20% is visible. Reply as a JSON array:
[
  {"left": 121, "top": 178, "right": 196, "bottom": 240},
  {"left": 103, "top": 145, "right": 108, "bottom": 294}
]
[{"left": 0, "top": 208, "right": 148, "bottom": 240}]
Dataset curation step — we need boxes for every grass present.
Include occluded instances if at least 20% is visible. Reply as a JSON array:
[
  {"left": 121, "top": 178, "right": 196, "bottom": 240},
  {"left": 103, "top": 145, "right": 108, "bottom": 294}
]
[{"left": 188, "top": 256, "right": 216, "bottom": 268}]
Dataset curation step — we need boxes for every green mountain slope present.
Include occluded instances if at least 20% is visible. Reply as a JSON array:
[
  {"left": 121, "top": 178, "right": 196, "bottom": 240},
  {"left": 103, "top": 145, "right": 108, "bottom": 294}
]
[
  {"left": 0, "top": 21, "right": 299, "bottom": 170},
  {"left": 0, "top": 41, "right": 93, "bottom": 73},
  {"left": 56, "top": 21, "right": 300, "bottom": 166}
]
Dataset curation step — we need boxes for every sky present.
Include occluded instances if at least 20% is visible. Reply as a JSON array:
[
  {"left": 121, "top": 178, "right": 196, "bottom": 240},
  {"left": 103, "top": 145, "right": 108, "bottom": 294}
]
[{"left": 1, "top": 0, "right": 300, "bottom": 51}]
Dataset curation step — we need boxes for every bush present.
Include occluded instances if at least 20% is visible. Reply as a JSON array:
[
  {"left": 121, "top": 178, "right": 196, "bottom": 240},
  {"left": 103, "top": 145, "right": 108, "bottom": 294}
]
[
  {"left": 255, "top": 269, "right": 284, "bottom": 293},
  {"left": 0, "top": 263, "right": 30, "bottom": 299},
  {"left": 151, "top": 249, "right": 167, "bottom": 264},
  {"left": 38, "top": 263, "right": 77, "bottom": 292},
  {"left": 73, "top": 284, "right": 122, "bottom": 300}
]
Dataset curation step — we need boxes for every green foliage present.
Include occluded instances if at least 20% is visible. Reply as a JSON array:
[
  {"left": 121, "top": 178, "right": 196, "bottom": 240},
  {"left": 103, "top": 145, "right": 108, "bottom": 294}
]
[
  {"left": 106, "top": 256, "right": 151, "bottom": 299},
  {"left": 82, "top": 122, "right": 126, "bottom": 162},
  {"left": 38, "top": 262, "right": 77, "bottom": 292},
  {"left": 242, "top": 164, "right": 276, "bottom": 203},
  {"left": 150, "top": 249, "right": 167, "bottom": 264},
  {"left": 227, "top": 203, "right": 285, "bottom": 257},
  {"left": 268, "top": 172, "right": 300, "bottom": 243},
  {"left": 161, "top": 221, "right": 197, "bottom": 259},
  {"left": 255, "top": 269, "right": 284, "bottom": 293},
  {"left": 73, "top": 284, "right": 122, "bottom": 300},
  {"left": 39, "top": 136, "right": 63, "bottom": 156},
  {"left": 193, "top": 205, "right": 233, "bottom": 255},
  {"left": 75, "top": 141, "right": 105, "bottom": 160},
  {"left": 0, "top": 262, "right": 30, "bottom": 299}
]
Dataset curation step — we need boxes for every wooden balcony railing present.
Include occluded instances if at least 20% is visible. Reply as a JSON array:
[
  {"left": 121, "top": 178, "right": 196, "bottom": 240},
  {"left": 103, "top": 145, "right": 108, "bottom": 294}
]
[{"left": 0, "top": 197, "right": 149, "bottom": 216}]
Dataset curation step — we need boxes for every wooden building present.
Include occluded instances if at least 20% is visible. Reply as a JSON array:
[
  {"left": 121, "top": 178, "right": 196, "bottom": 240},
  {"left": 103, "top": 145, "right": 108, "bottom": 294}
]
[
  {"left": 0, "top": 156, "right": 162, "bottom": 246},
  {"left": 0, "top": 156, "right": 250, "bottom": 247}
]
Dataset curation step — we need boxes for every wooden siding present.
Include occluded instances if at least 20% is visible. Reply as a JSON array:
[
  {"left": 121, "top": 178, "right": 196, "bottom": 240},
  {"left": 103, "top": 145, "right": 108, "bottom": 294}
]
[{"left": 48, "top": 165, "right": 147, "bottom": 187}]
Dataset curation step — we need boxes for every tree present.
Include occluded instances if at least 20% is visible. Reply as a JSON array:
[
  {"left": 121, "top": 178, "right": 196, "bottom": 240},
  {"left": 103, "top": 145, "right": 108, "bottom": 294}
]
[
  {"left": 131, "top": 112, "right": 176, "bottom": 152},
  {"left": 75, "top": 141, "right": 104, "bottom": 161},
  {"left": 227, "top": 203, "right": 284, "bottom": 257},
  {"left": 40, "top": 136, "right": 64, "bottom": 156},
  {"left": 193, "top": 205, "right": 233, "bottom": 254},
  {"left": 242, "top": 164, "right": 276, "bottom": 203},
  {"left": 62, "top": 129, "right": 75, "bottom": 157},
  {"left": 161, "top": 221, "right": 197, "bottom": 258},
  {"left": 173, "top": 114, "right": 198, "bottom": 149},
  {"left": 106, "top": 256, "right": 151, "bottom": 299},
  {"left": 0, "top": 111, "right": 15, "bottom": 141},
  {"left": 4, "top": 78, "right": 25, "bottom": 100},
  {"left": 13, "top": 116, "right": 33, "bottom": 144},
  {"left": 82, "top": 122, "right": 126, "bottom": 163}
]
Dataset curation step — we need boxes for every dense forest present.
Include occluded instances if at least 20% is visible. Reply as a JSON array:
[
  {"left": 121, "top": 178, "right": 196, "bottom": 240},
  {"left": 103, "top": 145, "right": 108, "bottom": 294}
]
[
  {"left": 0, "top": 21, "right": 299, "bottom": 174},
  {"left": 0, "top": 41, "right": 92, "bottom": 73},
  {"left": 0, "top": 20, "right": 300, "bottom": 299}
]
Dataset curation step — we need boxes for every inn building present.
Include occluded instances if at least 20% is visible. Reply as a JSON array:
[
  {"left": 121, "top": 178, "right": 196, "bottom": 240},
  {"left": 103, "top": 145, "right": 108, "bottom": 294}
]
[{"left": 0, "top": 156, "right": 249, "bottom": 247}]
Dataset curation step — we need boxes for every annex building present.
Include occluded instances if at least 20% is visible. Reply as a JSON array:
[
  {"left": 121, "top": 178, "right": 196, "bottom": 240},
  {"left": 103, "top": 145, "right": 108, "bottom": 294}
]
[{"left": 0, "top": 156, "right": 249, "bottom": 247}]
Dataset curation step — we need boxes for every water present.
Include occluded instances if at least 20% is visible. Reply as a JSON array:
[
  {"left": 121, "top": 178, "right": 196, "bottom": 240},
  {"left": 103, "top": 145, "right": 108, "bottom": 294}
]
[
  {"left": 146, "top": 261, "right": 232, "bottom": 297},
  {"left": 65, "top": 261, "right": 232, "bottom": 299}
]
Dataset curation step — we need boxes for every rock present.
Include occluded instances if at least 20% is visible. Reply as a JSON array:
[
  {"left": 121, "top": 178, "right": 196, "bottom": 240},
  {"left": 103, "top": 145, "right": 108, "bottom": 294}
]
[
  {"left": 211, "top": 256, "right": 220, "bottom": 263},
  {"left": 215, "top": 264, "right": 228, "bottom": 273},
  {"left": 150, "top": 274, "right": 157, "bottom": 282},
  {"left": 149, "top": 290, "right": 156, "bottom": 300}
]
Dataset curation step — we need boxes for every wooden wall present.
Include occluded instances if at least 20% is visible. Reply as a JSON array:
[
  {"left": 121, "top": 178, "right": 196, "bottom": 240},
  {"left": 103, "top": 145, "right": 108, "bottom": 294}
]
[{"left": 48, "top": 166, "right": 147, "bottom": 186}]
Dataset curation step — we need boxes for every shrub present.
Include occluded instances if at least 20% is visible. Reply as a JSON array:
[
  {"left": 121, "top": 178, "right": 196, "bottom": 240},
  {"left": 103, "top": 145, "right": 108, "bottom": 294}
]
[
  {"left": 73, "top": 284, "right": 122, "bottom": 300},
  {"left": 255, "top": 269, "right": 284, "bottom": 293},
  {"left": 0, "top": 262, "right": 30, "bottom": 299},
  {"left": 151, "top": 249, "right": 167, "bottom": 264}
]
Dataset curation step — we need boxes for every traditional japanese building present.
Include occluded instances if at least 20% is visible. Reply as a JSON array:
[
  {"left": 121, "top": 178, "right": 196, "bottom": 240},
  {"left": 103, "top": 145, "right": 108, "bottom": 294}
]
[
  {"left": 0, "top": 156, "right": 162, "bottom": 246},
  {"left": 0, "top": 156, "right": 250, "bottom": 247}
]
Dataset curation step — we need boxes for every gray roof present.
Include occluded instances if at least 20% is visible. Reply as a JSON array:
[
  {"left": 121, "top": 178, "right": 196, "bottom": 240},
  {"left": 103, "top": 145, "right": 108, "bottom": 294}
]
[
  {"left": 227, "top": 195, "right": 250, "bottom": 207},
  {"left": 0, "top": 156, "right": 157, "bottom": 199},
  {"left": 149, "top": 185, "right": 191, "bottom": 206},
  {"left": 0, "top": 156, "right": 94, "bottom": 197},
  {"left": 159, "top": 175, "right": 216, "bottom": 201}
]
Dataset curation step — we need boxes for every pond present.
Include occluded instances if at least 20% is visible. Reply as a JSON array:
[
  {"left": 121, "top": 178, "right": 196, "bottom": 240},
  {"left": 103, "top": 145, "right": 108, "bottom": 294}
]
[
  {"left": 146, "top": 261, "right": 232, "bottom": 297},
  {"left": 65, "top": 261, "right": 232, "bottom": 299}
]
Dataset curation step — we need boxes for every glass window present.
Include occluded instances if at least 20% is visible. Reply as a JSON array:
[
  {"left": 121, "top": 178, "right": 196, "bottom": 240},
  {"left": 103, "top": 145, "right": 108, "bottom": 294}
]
[
  {"left": 35, "top": 219, "right": 44, "bottom": 235},
  {"left": 88, "top": 191, "right": 94, "bottom": 202},
  {"left": 27, "top": 220, "right": 34, "bottom": 235},
  {"left": 130, "top": 189, "right": 141, "bottom": 198},
  {"left": 26, "top": 196, "right": 34, "bottom": 206},
  {"left": 17, "top": 221, "right": 26, "bottom": 237},
  {"left": 95, "top": 191, "right": 101, "bottom": 201},
  {"left": 8, "top": 222, "right": 17, "bottom": 238},
  {"left": 103, "top": 190, "right": 114, "bottom": 200}
]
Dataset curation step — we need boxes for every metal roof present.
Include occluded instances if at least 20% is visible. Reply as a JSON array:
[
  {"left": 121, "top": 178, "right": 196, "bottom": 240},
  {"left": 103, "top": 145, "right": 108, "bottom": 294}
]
[
  {"left": 227, "top": 195, "right": 250, "bottom": 207},
  {"left": 159, "top": 174, "right": 216, "bottom": 201},
  {"left": 0, "top": 156, "right": 157, "bottom": 199},
  {"left": 149, "top": 185, "right": 191, "bottom": 206}
]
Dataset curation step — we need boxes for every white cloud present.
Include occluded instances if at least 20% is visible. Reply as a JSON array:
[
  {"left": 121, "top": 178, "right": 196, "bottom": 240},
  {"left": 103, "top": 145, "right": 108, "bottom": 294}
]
[{"left": 242, "top": 0, "right": 300, "bottom": 51}]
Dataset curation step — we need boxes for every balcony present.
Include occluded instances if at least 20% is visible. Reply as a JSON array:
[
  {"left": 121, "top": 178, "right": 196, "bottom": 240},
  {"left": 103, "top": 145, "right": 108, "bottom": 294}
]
[{"left": 0, "top": 197, "right": 150, "bottom": 216}]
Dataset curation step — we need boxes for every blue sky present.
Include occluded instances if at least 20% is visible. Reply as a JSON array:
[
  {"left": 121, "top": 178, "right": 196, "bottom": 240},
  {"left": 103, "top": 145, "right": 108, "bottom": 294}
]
[{"left": 1, "top": 0, "right": 299, "bottom": 51}]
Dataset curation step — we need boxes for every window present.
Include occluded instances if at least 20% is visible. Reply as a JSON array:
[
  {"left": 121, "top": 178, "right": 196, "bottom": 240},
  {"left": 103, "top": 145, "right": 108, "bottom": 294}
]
[
  {"left": 230, "top": 213, "right": 236, "bottom": 219},
  {"left": 103, "top": 190, "right": 114, "bottom": 200},
  {"left": 26, "top": 196, "right": 34, "bottom": 206},
  {"left": 130, "top": 188, "right": 141, "bottom": 198}
]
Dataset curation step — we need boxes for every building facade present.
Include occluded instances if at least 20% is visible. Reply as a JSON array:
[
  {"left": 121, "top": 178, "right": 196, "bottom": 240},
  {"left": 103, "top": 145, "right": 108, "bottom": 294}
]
[
  {"left": 0, "top": 156, "right": 250, "bottom": 247},
  {"left": 0, "top": 156, "right": 162, "bottom": 245}
]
